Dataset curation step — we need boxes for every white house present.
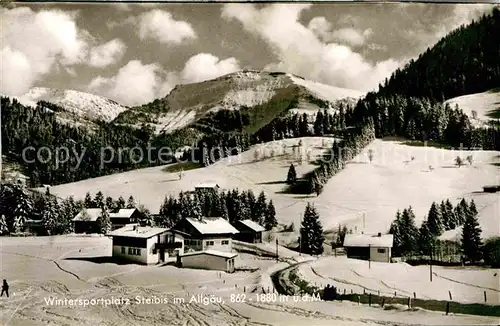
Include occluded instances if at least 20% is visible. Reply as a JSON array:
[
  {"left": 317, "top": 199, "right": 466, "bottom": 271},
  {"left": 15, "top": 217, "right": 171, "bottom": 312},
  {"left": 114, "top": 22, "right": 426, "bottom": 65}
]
[
  {"left": 180, "top": 250, "right": 238, "bottom": 273},
  {"left": 173, "top": 217, "right": 239, "bottom": 253},
  {"left": 107, "top": 224, "right": 185, "bottom": 265},
  {"left": 343, "top": 233, "right": 394, "bottom": 263}
]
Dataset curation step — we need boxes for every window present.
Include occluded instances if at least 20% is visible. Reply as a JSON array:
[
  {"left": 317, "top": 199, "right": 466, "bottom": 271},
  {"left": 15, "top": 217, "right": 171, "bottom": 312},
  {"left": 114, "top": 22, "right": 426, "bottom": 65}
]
[
  {"left": 128, "top": 247, "right": 133, "bottom": 255},
  {"left": 221, "top": 240, "right": 229, "bottom": 245},
  {"left": 184, "top": 239, "right": 189, "bottom": 245},
  {"left": 136, "top": 249, "right": 141, "bottom": 256},
  {"left": 121, "top": 247, "right": 126, "bottom": 254},
  {"left": 206, "top": 241, "right": 214, "bottom": 246},
  {"left": 377, "top": 248, "right": 386, "bottom": 254}
]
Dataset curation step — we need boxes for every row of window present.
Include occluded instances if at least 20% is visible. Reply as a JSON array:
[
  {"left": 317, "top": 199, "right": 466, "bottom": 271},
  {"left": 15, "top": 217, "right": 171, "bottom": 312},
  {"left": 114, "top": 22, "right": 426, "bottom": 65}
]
[
  {"left": 183, "top": 239, "right": 230, "bottom": 246},
  {"left": 121, "top": 246, "right": 141, "bottom": 256}
]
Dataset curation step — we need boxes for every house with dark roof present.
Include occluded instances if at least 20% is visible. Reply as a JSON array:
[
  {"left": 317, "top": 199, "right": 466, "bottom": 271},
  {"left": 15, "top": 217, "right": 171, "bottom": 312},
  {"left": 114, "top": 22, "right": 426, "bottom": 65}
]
[
  {"left": 343, "top": 233, "right": 394, "bottom": 263},
  {"left": 232, "top": 219, "right": 265, "bottom": 243},
  {"left": 107, "top": 224, "right": 185, "bottom": 264},
  {"left": 172, "top": 217, "right": 239, "bottom": 253},
  {"left": 109, "top": 208, "right": 142, "bottom": 230},
  {"left": 72, "top": 208, "right": 102, "bottom": 234},
  {"left": 194, "top": 183, "right": 220, "bottom": 193},
  {"left": 73, "top": 207, "right": 143, "bottom": 233}
]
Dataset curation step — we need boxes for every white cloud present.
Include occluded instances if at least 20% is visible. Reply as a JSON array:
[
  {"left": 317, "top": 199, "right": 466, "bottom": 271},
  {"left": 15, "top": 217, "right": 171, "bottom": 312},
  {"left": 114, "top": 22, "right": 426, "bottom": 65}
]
[
  {"left": 308, "top": 17, "right": 372, "bottom": 47},
  {"left": 180, "top": 53, "right": 240, "bottom": 84},
  {"left": 88, "top": 53, "right": 240, "bottom": 105},
  {"left": 403, "top": 4, "right": 493, "bottom": 50},
  {"left": 89, "top": 38, "right": 127, "bottom": 68},
  {"left": 222, "top": 4, "right": 399, "bottom": 91},
  {"left": 0, "top": 7, "right": 91, "bottom": 95},
  {"left": 137, "top": 9, "right": 197, "bottom": 45},
  {"left": 88, "top": 60, "right": 166, "bottom": 106}
]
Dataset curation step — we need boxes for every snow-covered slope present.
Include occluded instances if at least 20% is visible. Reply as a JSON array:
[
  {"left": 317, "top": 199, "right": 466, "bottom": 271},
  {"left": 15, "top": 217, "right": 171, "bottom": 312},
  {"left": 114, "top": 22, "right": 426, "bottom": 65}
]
[
  {"left": 116, "top": 70, "right": 365, "bottom": 134},
  {"left": 11, "top": 87, "right": 129, "bottom": 122},
  {"left": 445, "top": 89, "right": 500, "bottom": 127}
]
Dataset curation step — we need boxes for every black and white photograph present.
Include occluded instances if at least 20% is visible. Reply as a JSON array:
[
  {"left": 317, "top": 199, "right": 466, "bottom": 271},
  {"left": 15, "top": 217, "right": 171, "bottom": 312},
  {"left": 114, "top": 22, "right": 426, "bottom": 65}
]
[{"left": 1, "top": 1, "right": 499, "bottom": 325}]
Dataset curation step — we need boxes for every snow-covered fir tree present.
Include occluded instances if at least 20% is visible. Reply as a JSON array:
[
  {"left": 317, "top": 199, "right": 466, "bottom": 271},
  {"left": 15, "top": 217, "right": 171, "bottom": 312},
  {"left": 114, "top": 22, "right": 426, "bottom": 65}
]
[
  {"left": 300, "top": 203, "right": 325, "bottom": 255},
  {"left": 264, "top": 200, "right": 277, "bottom": 230},
  {"left": 84, "top": 192, "right": 93, "bottom": 208},
  {"left": 287, "top": 163, "right": 297, "bottom": 184},
  {"left": 126, "top": 195, "right": 136, "bottom": 209},
  {"left": 94, "top": 191, "right": 105, "bottom": 208},
  {"left": 0, "top": 215, "right": 9, "bottom": 235},
  {"left": 96, "top": 206, "right": 111, "bottom": 234},
  {"left": 427, "top": 202, "right": 443, "bottom": 236},
  {"left": 461, "top": 207, "right": 483, "bottom": 263},
  {"left": 115, "top": 196, "right": 126, "bottom": 210},
  {"left": 254, "top": 191, "right": 267, "bottom": 224}
]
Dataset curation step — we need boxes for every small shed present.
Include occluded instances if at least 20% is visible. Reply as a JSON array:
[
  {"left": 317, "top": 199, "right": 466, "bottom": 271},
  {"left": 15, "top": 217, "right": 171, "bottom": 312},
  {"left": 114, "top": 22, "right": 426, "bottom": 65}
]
[
  {"left": 72, "top": 208, "right": 102, "bottom": 234},
  {"left": 343, "top": 233, "right": 394, "bottom": 263},
  {"left": 180, "top": 250, "right": 238, "bottom": 273},
  {"left": 194, "top": 183, "right": 220, "bottom": 193},
  {"left": 233, "top": 219, "right": 265, "bottom": 243}
]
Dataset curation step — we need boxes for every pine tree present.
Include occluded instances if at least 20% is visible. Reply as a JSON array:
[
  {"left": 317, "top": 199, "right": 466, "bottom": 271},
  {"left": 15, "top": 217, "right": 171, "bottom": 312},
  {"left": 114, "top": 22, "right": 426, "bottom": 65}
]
[
  {"left": 42, "top": 197, "right": 58, "bottom": 235},
  {"left": 96, "top": 206, "right": 111, "bottom": 234},
  {"left": 399, "top": 207, "right": 419, "bottom": 255},
  {"left": 418, "top": 218, "right": 437, "bottom": 256},
  {"left": 300, "top": 203, "right": 325, "bottom": 255},
  {"left": 84, "top": 192, "right": 93, "bottom": 208},
  {"left": 60, "top": 196, "right": 78, "bottom": 234},
  {"left": 94, "top": 191, "right": 105, "bottom": 208},
  {"left": 137, "top": 205, "right": 152, "bottom": 226},
  {"left": 461, "top": 208, "right": 483, "bottom": 263},
  {"left": 116, "top": 196, "right": 126, "bottom": 209},
  {"left": 13, "top": 184, "right": 32, "bottom": 233},
  {"left": 126, "top": 195, "right": 136, "bottom": 209},
  {"left": 287, "top": 163, "right": 297, "bottom": 184},
  {"left": 314, "top": 110, "right": 324, "bottom": 136},
  {"left": 440, "top": 200, "right": 450, "bottom": 230},
  {"left": 389, "top": 210, "right": 403, "bottom": 256},
  {"left": 264, "top": 200, "right": 277, "bottom": 230},
  {"left": 427, "top": 202, "right": 443, "bottom": 236},
  {"left": 445, "top": 199, "right": 456, "bottom": 229},
  {"left": 246, "top": 190, "right": 257, "bottom": 219},
  {"left": 254, "top": 191, "right": 267, "bottom": 225},
  {"left": 469, "top": 199, "right": 478, "bottom": 218},
  {"left": 105, "top": 196, "right": 115, "bottom": 212}
]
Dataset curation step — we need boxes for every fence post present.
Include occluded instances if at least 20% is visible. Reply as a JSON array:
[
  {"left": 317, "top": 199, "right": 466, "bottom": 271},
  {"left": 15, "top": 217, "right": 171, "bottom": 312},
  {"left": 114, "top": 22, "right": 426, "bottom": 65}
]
[
  {"left": 357, "top": 295, "right": 360, "bottom": 305},
  {"left": 413, "top": 292, "right": 416, "bottom": 299},
  {"left": 484, "top": 291, "right": 487, "bottom": 303},
  {"left": 446, "top": 302, "right": 450, "bottom": 315},
  {"left": 394, "top": 291, "right": 397, "bottom": 297},
  {"left": 344, "top": 289, "right": 346, "bottom": 295},
  {"left": 244, "top": 286, "right": 246, "bottom": 293},
  {"left": 363, "top": 288, "right": 366, "bottom": 295},
  {"left": 351, "top": 289, "right": 353, "bottom": 294},
  {"left": 407, "top": 297, "right": 411, "bottom": 309},
  {"left": 378, "top": 290, "right": 380, "bottom": 296},
  {"left": 381, "top": 298, "right": 385, "bottom": 308},
  {"left": 369, "top": 293, "right": 372, "bottom": 306},
  {"left": 448, "top": 290, "right": 452, "bottom": 301}
]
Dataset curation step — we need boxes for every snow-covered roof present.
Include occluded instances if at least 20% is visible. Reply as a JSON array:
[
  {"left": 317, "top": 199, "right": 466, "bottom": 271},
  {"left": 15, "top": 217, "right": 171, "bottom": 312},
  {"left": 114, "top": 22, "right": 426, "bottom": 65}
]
[
  {"left": 107, "top": 224, "right": 169, "bottom": 239},
  {"left": 109, "top": 208, "right": 137, "bottom": 219},
  {"left": 72, "top": 208, "right": 102, "bottom": 222},
  {"left": 438, "top": 227, "right": 462, "bottom": 242},
  {"left": 343, "top": 234, "right": 393, "bottom": 248},
  {"left": 185, "top": 217, "right": 239, "bottom": 235},
  {"left": 181, "top": 250, "right": 238, "bottom": 259},
  {"left": 195, "top": 183, "right": 220, "bottom": 189},
  {"left": 239, "top": 219, "right": 265, "bottom": 232}
]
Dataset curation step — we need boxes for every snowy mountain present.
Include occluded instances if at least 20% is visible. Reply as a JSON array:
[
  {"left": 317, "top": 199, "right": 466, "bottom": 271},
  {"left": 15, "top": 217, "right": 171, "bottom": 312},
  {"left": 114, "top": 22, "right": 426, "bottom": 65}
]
[
  {"left": 114, "top": 70, "right": 365, "bottom": 134},
  {"left": 9, "top": 87, "right": 130, "bottom": 123}
]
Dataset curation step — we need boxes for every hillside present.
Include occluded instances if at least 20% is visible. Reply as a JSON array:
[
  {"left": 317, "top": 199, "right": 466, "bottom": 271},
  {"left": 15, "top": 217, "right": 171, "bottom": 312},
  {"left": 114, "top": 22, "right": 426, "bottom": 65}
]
[
  {"left": 445, "top": 88, "right": 500, "bottom": 127},
  {"left": 44, "top": 138, "right": 500, "bottom": 240},
  {"left": 114, "top": 70, "right": 364, "bottom": 134},
  {"left": 352, "top": 8, "right": 500, "bottom": 152},
  {"left": 8, "top": 87, "right": 130, "bottom": 123},
  {"left": 378, "top": 7, "right": 500, "bottom": 102}
]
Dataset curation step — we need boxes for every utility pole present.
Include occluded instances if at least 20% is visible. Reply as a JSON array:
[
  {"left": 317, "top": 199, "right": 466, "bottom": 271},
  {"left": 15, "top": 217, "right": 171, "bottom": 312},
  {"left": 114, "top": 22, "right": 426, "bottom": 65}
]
[
  {"left": 276, "top": 238, "right": 279, "bottom": 262},
  {"left": 369, "top": 244, "right": 371, "bottom": 269},
  {"left": 430, "top": 245, "right": 433, "bottom": 282}
]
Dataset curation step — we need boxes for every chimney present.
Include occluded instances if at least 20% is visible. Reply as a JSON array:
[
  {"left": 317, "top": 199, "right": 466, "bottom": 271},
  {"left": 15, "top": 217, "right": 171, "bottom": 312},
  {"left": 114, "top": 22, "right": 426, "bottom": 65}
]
[{"left": 377, "top": 232, "right": 382, "bottom": 237}]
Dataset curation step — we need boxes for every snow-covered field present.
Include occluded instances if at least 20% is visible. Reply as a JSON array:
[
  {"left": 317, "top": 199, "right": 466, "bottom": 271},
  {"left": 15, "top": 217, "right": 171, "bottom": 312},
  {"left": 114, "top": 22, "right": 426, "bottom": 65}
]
[
  {"left": 289, "top": 75, "right": 364, "bottom": 103},
  {"left": 445, "top": 89, "right": 500, "bottom": 126},
  {"left": 297, "top": 256, "right": 500, "bottom": 304},
  {"left": 45, "top": 138, "right": 500, "bottom": 239},
  {"left": 1, "top": 236, "right": 498, "bottom": 325},
  {"left": 9, "top": 87, "right": 129, "bottom": 122}
]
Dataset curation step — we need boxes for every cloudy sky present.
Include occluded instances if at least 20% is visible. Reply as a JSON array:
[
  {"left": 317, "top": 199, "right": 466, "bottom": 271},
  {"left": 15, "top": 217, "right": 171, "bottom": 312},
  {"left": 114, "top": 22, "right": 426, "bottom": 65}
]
[{"left": 0, "top": 2, "right": 495, "bottom": 106}]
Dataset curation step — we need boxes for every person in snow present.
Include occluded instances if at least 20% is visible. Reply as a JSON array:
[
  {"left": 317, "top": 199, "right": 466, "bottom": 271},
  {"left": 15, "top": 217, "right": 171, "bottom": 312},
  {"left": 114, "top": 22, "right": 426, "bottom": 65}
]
[{"left": 1, "top": 279, "right": 9, "bottom": 297}]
